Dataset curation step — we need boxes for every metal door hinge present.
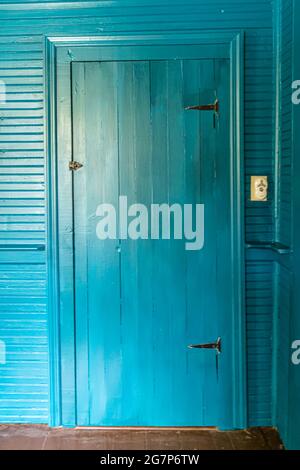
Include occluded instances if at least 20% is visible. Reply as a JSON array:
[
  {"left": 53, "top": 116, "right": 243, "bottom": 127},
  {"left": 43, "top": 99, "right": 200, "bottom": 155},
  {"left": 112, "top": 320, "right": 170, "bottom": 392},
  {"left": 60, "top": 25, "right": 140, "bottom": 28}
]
[
  {"left": 188, "top": 337, "right": 222, "bottom": 380},
  {"left": 188, "top": 337, "right": 221, "bottom": 354},
  {"left": 185, "top": 99, "right": 219, "bottom": 113},
  {"left": 69, "top": 161, "right": 83, "bottom": 171}
]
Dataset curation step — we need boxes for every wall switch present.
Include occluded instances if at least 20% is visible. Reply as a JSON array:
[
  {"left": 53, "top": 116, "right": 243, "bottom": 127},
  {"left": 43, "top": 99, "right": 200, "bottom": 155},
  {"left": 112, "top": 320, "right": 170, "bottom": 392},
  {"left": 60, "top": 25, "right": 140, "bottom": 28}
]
[{"left": 251, "top": 176, "right": 268, "bottom": 201}]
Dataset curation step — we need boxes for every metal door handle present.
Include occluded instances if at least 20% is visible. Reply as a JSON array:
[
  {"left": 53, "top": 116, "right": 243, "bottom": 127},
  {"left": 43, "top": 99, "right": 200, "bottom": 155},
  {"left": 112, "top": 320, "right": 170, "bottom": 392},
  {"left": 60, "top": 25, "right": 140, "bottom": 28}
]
[
  {"left": 69, "top": 160, "right": 83, "bottom": 171},
  {"left": 188, "top": 337, "right": 221, "bottom": 354}
]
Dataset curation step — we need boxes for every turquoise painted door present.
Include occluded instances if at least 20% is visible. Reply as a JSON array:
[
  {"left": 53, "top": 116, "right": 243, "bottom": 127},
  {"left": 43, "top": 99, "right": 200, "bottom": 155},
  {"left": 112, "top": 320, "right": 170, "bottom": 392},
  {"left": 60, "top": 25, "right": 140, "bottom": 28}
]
[{"left": 71, "top": 57, "right": 232, "bottom": 426}]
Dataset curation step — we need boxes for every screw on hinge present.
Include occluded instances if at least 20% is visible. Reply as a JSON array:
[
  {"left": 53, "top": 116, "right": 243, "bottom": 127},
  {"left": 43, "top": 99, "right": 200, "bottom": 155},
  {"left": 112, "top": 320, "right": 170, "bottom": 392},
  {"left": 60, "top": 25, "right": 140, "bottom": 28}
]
[
  {"left": 67, "top": 49, "right": 74, "bottom": 60},
  {"left": 69, "top": 161, "right": 83, "bottom": 171}
]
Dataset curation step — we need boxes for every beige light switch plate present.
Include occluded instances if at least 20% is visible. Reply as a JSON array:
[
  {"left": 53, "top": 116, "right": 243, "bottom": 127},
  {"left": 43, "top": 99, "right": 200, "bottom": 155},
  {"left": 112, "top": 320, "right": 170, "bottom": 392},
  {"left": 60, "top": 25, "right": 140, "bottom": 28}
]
[{"left": 250, "top": 176, "right": 268, "bottom": 201}]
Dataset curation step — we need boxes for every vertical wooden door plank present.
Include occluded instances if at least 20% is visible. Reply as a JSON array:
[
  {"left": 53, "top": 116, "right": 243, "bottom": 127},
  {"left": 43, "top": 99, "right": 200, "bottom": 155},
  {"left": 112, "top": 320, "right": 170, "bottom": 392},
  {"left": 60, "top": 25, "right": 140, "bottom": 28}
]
[
  {"left": 149, "top": 60, "right": 171, "bottom": 424},
  {"left": 132, "top": 61, "right": 154, "bottom": 425},
  {"left": 164, "top": 59, "right": 188, "bottom": 423},
  {"left": 118, "top": 61, "right": 153, "bottom": 424},
  {"left": 183, "top": 59, "right": 204, "bottom": 423},
  {"left": 213, "top": 58, "right": 233, "bottom": 429},
  {"left": 56, "top": 61, "right": 76, "bottom": 426},
  {"left": 72, "top": 62, "right": 89, "bottom": 425},
  {"left": 184, "top": 59, "right": 219, "bottom": 424},
  {"left": 117, "top": 61, "right": 140, "bottom": 424},
  {"left": 87, "top": 62, "right": 121, "bottom": 425}
]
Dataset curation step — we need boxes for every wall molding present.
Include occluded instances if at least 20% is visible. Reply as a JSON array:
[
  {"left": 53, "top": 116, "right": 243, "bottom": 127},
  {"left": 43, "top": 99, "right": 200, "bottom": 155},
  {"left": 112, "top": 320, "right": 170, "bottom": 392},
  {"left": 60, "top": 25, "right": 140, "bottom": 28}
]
[{"left": 45, "top": 30, "right": 246, "bottom": 428}]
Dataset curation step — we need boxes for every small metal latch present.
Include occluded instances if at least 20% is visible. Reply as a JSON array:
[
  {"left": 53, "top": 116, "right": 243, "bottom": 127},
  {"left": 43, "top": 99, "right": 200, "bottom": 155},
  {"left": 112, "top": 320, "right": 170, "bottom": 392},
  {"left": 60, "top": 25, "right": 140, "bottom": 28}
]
[
  {"left": 185, "top": 99, "right": 219, "bottom": 113},
  {"left": 188, "top": 337, "right": 221, "bottom": 354},
  {"left": 69, "top": 161, "right": 83, "bottom": 171}
]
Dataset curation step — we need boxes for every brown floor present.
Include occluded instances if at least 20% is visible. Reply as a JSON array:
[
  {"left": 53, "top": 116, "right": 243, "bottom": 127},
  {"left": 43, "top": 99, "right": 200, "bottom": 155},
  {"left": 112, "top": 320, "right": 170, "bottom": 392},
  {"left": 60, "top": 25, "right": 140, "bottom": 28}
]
[{"left": 0, "top": 425, "right": 283, "bottom": 450}]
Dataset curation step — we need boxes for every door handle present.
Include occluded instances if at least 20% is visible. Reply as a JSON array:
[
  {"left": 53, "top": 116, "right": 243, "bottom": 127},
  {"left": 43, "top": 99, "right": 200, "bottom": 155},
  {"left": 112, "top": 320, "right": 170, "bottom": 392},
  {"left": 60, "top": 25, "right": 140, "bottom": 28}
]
[
  {"left": 69, "top": 160, "right": 83, "bottom": 171},
  {"left": 188, "top": 337, "right": 221, "bottom": 354}
]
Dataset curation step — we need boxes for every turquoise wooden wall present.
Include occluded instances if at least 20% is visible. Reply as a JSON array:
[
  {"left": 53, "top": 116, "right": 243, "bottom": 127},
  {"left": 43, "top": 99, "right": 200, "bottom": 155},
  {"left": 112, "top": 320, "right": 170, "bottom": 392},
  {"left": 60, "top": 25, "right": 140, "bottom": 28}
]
[
  {"left": 0, "top": 0, "right": 277, "bottom": 426},
  {"left": 274, "top": 0, "right": 293, "bottom": 445},
  {"left": 275, "top": 0, "right": 300, "bottom": 450},
  {"left": 288, "top": 0, "right": 300, "bottom": 449}
]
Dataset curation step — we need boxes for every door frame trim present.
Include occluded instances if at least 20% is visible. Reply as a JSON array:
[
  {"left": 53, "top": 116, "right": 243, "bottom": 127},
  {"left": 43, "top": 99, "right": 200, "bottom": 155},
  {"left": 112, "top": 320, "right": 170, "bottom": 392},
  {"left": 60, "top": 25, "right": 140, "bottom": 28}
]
[{"left": 45, "top": 31, "right": 246, "bottom": 428}]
